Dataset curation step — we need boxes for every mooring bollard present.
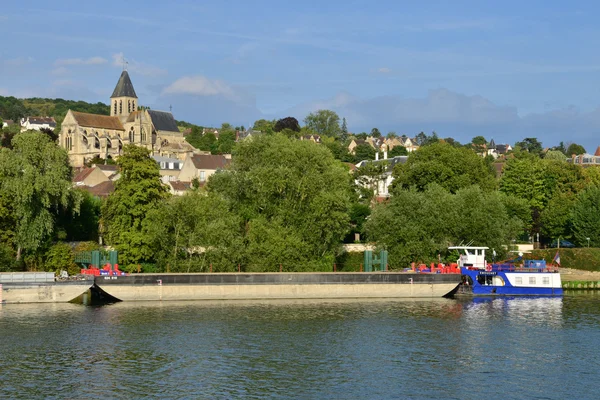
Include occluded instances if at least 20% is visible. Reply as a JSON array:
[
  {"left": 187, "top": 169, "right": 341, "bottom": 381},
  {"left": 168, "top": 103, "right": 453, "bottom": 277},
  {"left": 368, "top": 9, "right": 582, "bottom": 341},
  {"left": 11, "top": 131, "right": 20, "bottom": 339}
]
[
  {"left": 280, "top": 264, "right": 282, "bottom": 272},
  {"left": 334, "top": 263, "right": 337, "bottom": 272},
  {"left": 238, "top": 264, "right": 241, "bottom": 273}
]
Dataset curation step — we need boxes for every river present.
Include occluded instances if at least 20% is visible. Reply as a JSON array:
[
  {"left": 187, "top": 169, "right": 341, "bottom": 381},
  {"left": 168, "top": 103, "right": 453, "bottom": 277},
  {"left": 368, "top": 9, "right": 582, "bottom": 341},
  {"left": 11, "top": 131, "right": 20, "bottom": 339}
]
[{"left": 1, "top": 293, "right": 599, "bottom": 399}]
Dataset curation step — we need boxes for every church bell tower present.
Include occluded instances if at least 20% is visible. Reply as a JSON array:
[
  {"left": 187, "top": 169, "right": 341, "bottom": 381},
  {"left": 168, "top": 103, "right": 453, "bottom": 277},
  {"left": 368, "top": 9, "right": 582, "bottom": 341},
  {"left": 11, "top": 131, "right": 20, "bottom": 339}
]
[{"left": 110, "top": 70, "right": 138, "bottom": 124}]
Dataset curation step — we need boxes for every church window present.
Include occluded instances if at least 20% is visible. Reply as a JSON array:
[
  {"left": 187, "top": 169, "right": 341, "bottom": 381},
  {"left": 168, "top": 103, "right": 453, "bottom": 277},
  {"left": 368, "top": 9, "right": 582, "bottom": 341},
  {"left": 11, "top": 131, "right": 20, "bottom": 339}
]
[
  {"left": 94, "top": 137, "right": 100, "bottom": 149},
  {"left": 132, "top": 101, "right": 136, "bottom": 110},
  {"left": 128, "top": 100, "right": 131, "bottom": 113},
  {"left": 141, "top": 130, "right": 147, "bottom": 143},
  {"left": 113, "top": 101, "right": 117, "bottom": 115},
  {"left": 119, "top": 100, "right": 122, "bottom": 114}
]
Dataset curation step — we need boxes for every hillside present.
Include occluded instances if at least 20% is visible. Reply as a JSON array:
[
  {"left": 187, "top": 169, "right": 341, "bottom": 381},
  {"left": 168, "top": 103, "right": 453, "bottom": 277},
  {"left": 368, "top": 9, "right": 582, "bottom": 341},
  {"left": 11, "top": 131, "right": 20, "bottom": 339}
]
[{"left": 0, "top": 96, "right": 197, "bottom": 131}]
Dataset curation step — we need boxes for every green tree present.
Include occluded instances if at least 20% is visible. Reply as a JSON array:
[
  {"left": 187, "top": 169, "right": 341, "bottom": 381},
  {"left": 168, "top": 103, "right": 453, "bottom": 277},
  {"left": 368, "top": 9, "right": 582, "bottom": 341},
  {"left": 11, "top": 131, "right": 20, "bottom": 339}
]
[
  {"left": 208, "top": 133, "right": 352, "bottom": 271},
  {"left": 366, "top": 184, "right": 521, "bottom": 267},
  {"left": 44, "top": 242, "right": 78, "bottom": 275},
  {"left": 253, "top": 119, "right": 275, "bottom": 134},
  {"left": 144, "top": 192, "right": 244, "bottom": 272},
  {"left": 0, "top": 131, "right": 80, "bottom": 260},
  {"left": 392, "top": 142, "right": 496, "bottom": 194},
  {"left": 544, "top": 150, "right": 568, "bottom": 161},
  {"left": 471, "top": 136, "right": 487, "bottom": 154},
  {"left": 341, "top": 118, "right": 348, "bottom": 137},
  {"left": 566, "top": 143, "right": 586, "bottom": 156},
  {"left": 354, "top": 143, "right": 376, "bottom": 161},
  {"left": 101, "top": 145, "right": 168, "bottom": 267},
  {"left": 304, "top": 110, "right": 341, "bottom": 138},
  {"left": 371, "top": 128, "right": 381, "bottom": 138},
  {"left": 354, "top": 161, "right": 388, "bottom": 201},
  {"left": 540, "top": 192, "right": 576, "bottom": 244},
  {"left": 571, "top": 186, "right": 600, "bottom": 247},
  {"left": 515, "top": 137, "right": 543, "bottom": 155},
  {"left": 388, "top": 145, "right": 408, "bottom": 157},
  {"left": 185, "top": 125, "right": 205, "bottom": 149}
]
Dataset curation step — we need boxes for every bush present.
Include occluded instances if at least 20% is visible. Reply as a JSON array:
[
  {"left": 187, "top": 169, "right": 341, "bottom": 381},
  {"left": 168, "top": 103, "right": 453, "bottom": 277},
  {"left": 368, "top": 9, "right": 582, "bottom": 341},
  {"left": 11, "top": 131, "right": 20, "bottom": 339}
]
[{"left": 44, "top": 243, "right": 78, "bottom": 276}]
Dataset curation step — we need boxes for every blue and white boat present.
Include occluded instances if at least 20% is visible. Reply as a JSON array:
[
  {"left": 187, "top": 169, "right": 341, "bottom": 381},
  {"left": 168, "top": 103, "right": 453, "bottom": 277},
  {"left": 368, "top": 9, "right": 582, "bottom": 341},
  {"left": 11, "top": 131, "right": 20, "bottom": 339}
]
[{"left": 451, "top": 246, "right": 563, "bottom": 296}]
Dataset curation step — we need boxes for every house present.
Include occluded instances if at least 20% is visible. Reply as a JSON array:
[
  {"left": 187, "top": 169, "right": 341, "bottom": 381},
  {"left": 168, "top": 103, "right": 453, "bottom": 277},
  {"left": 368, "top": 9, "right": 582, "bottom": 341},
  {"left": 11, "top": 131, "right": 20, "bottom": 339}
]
[
  {"left": 487, "top": 139, "right": 513, "bottom": 159},
  {"left": 72, "top": 164, "right": 119, "bottom": 198},
  {"left": 355, "top": 155, "right": 408, "bottom": 199},
  {"left": 152, "top": 155, "right": 183, "bottom": 183},
  {"left": 168, "top": 180, "right": 192, "bottom": 196},
  {"left": 2, "top": 119, "right": 15, "bottom": 129},
  {"left": 300, "top": 134, "right": 321, "bottom": 143},
  {"left": 21, "top": 116, "right": 56, "bottom": 132},
  {"left": 570, "top": 152, "right": 600, "bottom": 166},
  {"left": 177, "top": 154, "right": 231, "bottom": 183}
]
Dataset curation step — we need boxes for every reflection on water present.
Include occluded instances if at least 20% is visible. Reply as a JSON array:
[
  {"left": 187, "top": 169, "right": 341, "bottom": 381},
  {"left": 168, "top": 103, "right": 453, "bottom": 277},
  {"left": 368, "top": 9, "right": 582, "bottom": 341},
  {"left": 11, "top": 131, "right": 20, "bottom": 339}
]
[{"left": 0, "top": 296, "right": 599, "bottom": 399}]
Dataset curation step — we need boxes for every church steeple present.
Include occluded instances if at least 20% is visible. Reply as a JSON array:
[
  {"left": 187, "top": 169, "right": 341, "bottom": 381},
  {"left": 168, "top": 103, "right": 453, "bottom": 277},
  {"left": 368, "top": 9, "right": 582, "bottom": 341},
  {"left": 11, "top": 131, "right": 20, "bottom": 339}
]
[{"left": 110, "top": 70, "right": 138, "bottom": 122}]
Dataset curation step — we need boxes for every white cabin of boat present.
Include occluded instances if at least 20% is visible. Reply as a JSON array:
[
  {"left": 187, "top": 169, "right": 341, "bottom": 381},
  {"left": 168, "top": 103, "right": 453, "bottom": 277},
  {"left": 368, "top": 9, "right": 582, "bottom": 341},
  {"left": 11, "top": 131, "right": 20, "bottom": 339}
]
[{"left": 448, "top": 246, "right": 489, "bottom": 270}]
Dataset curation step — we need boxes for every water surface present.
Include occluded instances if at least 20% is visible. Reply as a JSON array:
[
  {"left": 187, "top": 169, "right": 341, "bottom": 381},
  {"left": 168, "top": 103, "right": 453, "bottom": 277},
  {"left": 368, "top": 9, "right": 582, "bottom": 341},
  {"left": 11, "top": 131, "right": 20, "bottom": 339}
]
[{"left": 1, "top": 294, "right": 599, "bottom": 399}]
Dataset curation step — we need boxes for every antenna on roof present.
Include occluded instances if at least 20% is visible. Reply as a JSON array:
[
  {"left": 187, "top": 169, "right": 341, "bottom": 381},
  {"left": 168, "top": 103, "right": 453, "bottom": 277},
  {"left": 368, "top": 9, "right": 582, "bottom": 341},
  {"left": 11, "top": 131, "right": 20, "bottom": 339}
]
[
  {"left": 169, "top": 104, "right": 172, "bottom": 113},
  {"left": 122, "top": 57, "right": 128, "bottom": 71}
]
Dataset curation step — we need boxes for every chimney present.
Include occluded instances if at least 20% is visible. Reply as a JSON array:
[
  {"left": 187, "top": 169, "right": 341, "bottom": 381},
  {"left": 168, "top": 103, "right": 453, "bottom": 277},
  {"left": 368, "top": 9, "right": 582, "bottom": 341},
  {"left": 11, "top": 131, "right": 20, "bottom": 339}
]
[{"left": 384, "top": 150, "right": 388, "bottom": 160}]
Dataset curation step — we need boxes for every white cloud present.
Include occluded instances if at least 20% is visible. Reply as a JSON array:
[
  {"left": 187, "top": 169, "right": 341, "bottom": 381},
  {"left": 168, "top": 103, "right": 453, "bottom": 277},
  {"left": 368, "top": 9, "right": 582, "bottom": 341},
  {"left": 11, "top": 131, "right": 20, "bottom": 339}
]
[
  {"left": 163, "top": 75, "right": 237, "bottom": 100},
  {"left": 377, "top": 67, "right": 392, "bottom": 74},
  {"left": 3, "top": 57, "right": 34, "bottom": 66},
  {"left": 111, "top": 52, "right": 167, "bottom": 77},
  {"left": 54, "top": 56, "right": 107, "bottom": 66}
]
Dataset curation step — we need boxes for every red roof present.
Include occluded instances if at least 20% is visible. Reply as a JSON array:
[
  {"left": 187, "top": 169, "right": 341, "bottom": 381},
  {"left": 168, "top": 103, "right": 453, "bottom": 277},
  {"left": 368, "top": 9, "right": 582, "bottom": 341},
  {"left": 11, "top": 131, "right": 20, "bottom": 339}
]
[
  {"left": 190, "top": 154, "right": 230, "bottom": 170},
  {"left": 73, "top": 168, "right": 95, "bottom": 183},
  {"left": 169, "top": 181, "right": 192, "bottom": 191},
  {"left": 86, "top": 181, "right": 115, "bottom": 197},
  {"left": 595, "top": 146, "right": 600, "bottom": 157}
]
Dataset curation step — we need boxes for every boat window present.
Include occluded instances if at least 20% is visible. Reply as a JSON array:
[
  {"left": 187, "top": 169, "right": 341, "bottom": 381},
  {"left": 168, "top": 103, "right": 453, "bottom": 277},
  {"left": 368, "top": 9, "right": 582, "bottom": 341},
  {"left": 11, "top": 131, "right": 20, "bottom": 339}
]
[
  {"left": 543, "top": 277, "right": 550, "bottom": 285},
  {"left": 529, "top": 277, "right": 536, "bottom": 284},
  {"left": 515, "top": 277, "right": 522, "bottom": 285}
]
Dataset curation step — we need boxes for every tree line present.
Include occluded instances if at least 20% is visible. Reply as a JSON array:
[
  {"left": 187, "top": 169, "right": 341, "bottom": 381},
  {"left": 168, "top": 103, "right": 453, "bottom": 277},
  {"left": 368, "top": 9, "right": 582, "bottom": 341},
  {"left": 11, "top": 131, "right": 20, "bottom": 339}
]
[{"left": 1, "top": 107, "right": 599, "bottom": 273}]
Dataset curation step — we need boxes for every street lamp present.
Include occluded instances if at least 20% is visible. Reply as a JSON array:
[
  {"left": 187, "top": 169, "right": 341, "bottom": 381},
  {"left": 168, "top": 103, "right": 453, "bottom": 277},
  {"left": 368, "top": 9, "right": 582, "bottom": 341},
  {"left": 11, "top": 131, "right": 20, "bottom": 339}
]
[{"left": 587, "top": 237, "right": 590, "bottom": 248}]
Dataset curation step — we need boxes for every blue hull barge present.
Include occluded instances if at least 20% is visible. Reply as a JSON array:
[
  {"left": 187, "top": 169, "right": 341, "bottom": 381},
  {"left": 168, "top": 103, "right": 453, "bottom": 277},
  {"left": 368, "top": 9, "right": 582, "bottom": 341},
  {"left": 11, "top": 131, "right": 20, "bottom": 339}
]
[{"left": 451, "top": 246, "right": 563, "bottom": 296}]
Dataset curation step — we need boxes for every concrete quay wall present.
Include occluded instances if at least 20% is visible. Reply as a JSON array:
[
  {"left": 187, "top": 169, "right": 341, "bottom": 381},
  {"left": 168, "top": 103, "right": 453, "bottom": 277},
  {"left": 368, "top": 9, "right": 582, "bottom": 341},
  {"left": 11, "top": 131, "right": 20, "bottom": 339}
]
[{"left": 1, "top": 281, "right": 93, "bottom": 304}]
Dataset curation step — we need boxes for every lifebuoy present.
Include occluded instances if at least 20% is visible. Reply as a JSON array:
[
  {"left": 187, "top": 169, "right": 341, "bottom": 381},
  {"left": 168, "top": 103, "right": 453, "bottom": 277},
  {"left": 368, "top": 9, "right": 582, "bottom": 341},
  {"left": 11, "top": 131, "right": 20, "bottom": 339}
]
[{"left": 485, "top": 264, "right": 492, "bottom": 272}]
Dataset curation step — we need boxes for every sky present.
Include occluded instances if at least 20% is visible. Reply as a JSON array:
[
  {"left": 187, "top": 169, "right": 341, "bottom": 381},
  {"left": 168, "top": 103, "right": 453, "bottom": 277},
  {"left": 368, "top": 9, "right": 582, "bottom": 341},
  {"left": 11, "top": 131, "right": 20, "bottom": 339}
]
[{"left": 2, "top": 0, "right": 600, "bottom": 151}]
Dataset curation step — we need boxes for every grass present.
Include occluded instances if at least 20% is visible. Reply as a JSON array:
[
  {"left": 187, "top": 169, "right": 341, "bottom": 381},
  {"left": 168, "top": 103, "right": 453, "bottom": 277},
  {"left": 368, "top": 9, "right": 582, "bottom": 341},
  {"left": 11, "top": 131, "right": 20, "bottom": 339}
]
[{"left": 529, "top": 248, "right": 600, "bottom": 272}]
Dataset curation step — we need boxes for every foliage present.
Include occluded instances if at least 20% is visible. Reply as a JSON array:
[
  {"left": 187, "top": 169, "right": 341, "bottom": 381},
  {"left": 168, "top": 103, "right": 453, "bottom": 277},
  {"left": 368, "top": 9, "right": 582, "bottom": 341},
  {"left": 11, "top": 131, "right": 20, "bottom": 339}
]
[
  {"left": 391, "top": 142, "right": 496, "bottom": 194},
  {"left": 274, "top": 117, "right": 300, "bottom": 132},
  {"left": 571, "top": 186, "right": 600, "bottom": 247},
  {"left": 353, "top": 143, "right": 376, "bottom": 161},
  {"left": 565, "top": 143, "right": 586, "bottom": 156},
  {"left": 540, "top": 192, "right": 576, "bottom": 243},
  {"left": 44, "top": 242, "right": 78, "bottom": 275},
  {"left": 366, "top": 184, "right": 522, "bottom": 267},
  {"left": 0, "top": 131, "right": 80, "bottom": 260},
  {"left": 253, "top": 119, "right": 275, "bottom": 134},
  {"left": 515, "top": 137, "right": 543, "bottom": 155},
  {"left": 85, "top": 155, "right": 116, "bottom": 167},
  {"left": 208, "top": 133, "right": 352, "bottom": 271},
  {"left": 388, "top": 145, "right": 408, "bottom": 157},
  {"left": 544, "top": 150, "right": 567, "bottom": 161},
  {"left": 371, "top": 128, "right": 381, "bottom": 138},
  {"left": 499, "top": 157, "right": 547, "bottom": 210},
  {"left": 144, "top": 192, "right": 244, "bottom": 272},
  {"left": 304, "top": 110, "right": 341, "bottom": 138},
  {"left": 101, "top": 145, "right": 168, "bottom": 267},
  {"left": 56, "top": 189, "right": 102, "bottom": 242},
  {"left": 354, "top": 161, "right": 388, "bottom": 201}
]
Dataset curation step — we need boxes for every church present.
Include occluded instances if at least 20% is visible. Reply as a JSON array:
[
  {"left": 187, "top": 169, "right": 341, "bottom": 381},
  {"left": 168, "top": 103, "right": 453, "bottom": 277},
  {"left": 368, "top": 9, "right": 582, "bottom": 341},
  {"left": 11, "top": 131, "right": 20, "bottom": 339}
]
[{"left": 59, "top": 70, "right": 194, "bottom": 167}]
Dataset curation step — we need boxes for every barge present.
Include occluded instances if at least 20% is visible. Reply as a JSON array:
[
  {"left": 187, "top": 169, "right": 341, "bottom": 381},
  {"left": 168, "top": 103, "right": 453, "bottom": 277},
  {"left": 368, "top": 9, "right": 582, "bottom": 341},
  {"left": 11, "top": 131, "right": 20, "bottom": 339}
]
[
  {"left": 0, "top": 272, "right": 94, "bottom": 304},
  {"left": 94, "top": 272, "right": 461, "bottom": 302}
]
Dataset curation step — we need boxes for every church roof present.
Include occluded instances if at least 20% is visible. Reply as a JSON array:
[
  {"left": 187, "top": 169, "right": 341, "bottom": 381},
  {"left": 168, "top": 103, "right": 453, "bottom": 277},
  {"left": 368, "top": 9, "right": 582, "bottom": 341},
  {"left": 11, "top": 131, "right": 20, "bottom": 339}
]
[
  {"left": 71, "top": 111, "right": 124, "bottom": 131},
  {"left": 147, "top": 110, "right": 179, "bottom": 132},
  {"left": 111, "top": 70, "right": 137, "bottom": 98}
]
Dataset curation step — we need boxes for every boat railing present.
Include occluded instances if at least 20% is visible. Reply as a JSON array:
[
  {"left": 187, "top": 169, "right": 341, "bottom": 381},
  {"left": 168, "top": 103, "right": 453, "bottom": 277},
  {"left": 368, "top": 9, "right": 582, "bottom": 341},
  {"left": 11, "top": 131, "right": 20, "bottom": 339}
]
[{"left": 464, "top": 264, "right": 560, "bottom": 273}]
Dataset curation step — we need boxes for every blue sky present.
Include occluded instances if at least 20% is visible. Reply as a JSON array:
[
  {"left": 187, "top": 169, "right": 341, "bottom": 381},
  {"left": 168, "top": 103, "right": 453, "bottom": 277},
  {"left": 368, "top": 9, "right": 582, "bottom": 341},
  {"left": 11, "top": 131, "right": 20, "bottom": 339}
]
[{"left": 2, "top": 0, "right": 600, "bottom": 151}]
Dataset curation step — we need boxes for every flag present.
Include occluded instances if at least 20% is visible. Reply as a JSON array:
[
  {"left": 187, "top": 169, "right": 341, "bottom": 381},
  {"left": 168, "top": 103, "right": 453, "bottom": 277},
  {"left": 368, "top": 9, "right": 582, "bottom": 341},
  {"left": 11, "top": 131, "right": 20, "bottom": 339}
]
[{"left": 553, "top": 251, "right": 561, "bottom": 266}]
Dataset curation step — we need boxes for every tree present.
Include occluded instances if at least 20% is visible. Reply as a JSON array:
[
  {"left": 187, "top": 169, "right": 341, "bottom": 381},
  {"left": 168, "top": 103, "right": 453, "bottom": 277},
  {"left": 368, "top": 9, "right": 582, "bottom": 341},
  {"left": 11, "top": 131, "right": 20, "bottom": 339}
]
[
  {"left": 354, "top": 161, "right": 388, "bottom": 201},
  {"left": 341, "top": 118, "right": 348, "bottom": 136},
  {"left": 515, "top": 137, "right": 543, "bottom": 155},
  {"left": 391, "top": 142, "right": 497, "bottom": 194},
  {"left": 304, "top": 110, "right": 341, "bottom": 138},
  {"left": 388, "top": 146, "right": 408, "bottom": 157},
  {"left": 144, "top": 192, "right": 244, "bottom": 272},
  {"left": 0, "top": 131, "right": 80, "bottom": 260},
  {"left": 353, "top": 143, "right": 376, "bottom": 162},
  {"left": 565, "top": 143, "right": 586, "bottom": 156},
  {"left": 371, "top": 128, "right": 381, "bottom": 138},
  {"left": 253, "top": 119, "right": 275, "bottom": 134},
  {"left": 544, "top": 150, "right": 567, "bottom": 161},
  {"left": 415, "top": 132, "right": 427, "bottom": 146},
  {"left": 101, "top": 145, "right": 168, "bottom": 268},
  {"left": 571, "top": 186, "right": 600, "bottom": 247},
  {"left": 366, "top": 184, "right": 521, "bottom": 267},
  {"left": 471, "top": 136, "right": 487, "bottom": 154},
  {"left": 185, "top": 125, "right": 205, "bottom": 149},
  {"left": 208, "top": 133, "right": 352, "bottom": 271},
  {"left": 274, "top": 117, "right": 300, "bottom": 133}
]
